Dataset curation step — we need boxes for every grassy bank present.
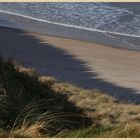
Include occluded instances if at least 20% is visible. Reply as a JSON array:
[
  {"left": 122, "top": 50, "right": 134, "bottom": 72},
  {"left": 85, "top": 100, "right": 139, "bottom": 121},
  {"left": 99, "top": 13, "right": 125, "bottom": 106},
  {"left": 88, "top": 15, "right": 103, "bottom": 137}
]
[{"left": 0, "top": 57, "right": 139, "bottom": 137}]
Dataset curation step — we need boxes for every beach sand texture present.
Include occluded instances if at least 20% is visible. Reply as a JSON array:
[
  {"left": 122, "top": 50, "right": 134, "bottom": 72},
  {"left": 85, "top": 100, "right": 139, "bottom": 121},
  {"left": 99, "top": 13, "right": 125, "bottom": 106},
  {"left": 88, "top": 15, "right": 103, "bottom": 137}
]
[{"left": 0, "top": 27, "right": 140, "bottom": 103}]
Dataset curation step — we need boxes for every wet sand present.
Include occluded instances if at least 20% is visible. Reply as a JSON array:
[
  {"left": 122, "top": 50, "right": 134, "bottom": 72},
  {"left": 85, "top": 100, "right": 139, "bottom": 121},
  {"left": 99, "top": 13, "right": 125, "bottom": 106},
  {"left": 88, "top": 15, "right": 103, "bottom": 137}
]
[{"left": 1, "top": 27, "right": 140, "bottom": 103}]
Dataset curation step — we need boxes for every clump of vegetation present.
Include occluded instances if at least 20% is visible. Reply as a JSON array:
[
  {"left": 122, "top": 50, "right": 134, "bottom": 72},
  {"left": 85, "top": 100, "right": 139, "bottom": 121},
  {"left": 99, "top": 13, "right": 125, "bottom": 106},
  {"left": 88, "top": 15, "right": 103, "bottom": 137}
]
[
  {"left": 0, "top": 57, "right": 140, "bottom": 137},
  {"left": 0, "top": 57, "right": 91, "bottom": 137}
]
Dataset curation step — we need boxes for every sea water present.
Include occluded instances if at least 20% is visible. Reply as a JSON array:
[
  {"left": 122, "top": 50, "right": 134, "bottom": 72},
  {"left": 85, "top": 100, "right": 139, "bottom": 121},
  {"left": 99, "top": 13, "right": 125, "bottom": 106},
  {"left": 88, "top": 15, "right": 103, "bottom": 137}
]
[{"left": 0, "top": 2, "right": 140, "bottom": 49}]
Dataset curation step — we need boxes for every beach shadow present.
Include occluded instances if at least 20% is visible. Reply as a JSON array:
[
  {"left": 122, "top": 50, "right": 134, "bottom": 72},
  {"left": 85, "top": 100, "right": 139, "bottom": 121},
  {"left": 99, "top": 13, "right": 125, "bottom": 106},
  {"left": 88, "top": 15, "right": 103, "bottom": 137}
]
[{"left": 0, "top": 27, "right": 140, "bottom": 104}]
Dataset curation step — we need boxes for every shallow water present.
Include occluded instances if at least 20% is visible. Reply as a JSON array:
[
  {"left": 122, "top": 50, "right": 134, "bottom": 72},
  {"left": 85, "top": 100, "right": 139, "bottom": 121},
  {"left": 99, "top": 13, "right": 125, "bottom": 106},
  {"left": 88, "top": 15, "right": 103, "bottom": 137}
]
[
  {"left": 0, "top": 2, "right": 140, "bottom": 50},
  {"left": 0, "top": 3, "right": 140, "bottom": 36}
]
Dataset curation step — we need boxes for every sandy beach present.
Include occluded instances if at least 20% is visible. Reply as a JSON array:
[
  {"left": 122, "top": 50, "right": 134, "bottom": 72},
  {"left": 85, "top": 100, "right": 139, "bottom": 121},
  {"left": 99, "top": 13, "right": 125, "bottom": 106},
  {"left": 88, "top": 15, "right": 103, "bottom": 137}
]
[{"left": 0, "top": 27, "right": 140, "bottom": 103}]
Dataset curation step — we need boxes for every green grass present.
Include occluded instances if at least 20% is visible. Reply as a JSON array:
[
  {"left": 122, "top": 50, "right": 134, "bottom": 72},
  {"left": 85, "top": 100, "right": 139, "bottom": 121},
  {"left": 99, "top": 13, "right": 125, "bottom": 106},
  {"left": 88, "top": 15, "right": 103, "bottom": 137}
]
[
  {"left": 0, "top": 56, "right": 140, "bottom": 137},
  {"left": 56, "top": 126, "right": 112, "bottom": 138}
]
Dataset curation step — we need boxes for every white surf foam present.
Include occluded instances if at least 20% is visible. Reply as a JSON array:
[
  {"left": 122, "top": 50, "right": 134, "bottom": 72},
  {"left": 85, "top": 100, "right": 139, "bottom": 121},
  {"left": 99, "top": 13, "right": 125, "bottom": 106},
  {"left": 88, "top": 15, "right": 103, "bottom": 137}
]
[{"left": 0, "top": 9, "right": 140, "bottom": 39}]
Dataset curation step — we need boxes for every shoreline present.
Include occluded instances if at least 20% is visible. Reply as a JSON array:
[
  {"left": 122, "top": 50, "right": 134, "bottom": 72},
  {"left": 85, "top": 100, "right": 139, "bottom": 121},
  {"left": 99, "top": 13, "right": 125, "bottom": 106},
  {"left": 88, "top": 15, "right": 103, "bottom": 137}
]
[
  {"left": 1, "top": 26, "right": 140, "bottom": 103},
  {"left": 1, "top": 11, "right": 140, "bottom": 51},
  {"left": 1, "top": 9, "right": 140, "bottom": 38}
]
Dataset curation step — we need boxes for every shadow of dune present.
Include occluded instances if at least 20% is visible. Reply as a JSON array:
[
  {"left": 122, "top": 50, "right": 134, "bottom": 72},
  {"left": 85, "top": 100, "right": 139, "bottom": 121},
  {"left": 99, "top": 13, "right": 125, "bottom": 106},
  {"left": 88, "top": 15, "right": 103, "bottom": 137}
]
[
  {"left": 0, "top": 27, "right": 140, "bottom": 104},
  {"left": 0, "top": 55, "right": 92, "bottom": 133}
]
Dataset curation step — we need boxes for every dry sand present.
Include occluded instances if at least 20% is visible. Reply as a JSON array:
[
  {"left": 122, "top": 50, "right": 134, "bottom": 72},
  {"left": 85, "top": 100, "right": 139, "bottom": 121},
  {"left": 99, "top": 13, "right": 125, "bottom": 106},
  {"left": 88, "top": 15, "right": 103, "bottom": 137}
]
[
  {"left": 31, "top": 33, "right": 140, "bottom": 91},
  {"left": 1, "top": 27, "right": 140, "bottom": 103}
]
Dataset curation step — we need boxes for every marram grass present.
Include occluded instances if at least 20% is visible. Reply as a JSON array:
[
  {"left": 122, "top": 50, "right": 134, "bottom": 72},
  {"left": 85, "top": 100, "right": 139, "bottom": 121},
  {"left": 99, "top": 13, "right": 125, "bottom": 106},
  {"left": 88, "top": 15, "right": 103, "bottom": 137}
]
[{"left": 0, "top": 57, "right": 139, "bottom": 137}]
